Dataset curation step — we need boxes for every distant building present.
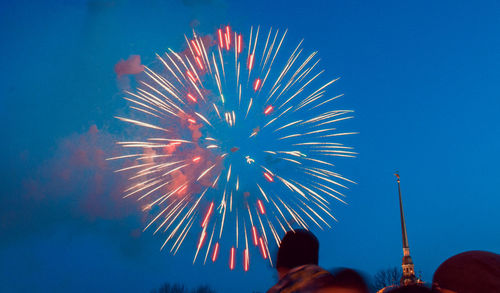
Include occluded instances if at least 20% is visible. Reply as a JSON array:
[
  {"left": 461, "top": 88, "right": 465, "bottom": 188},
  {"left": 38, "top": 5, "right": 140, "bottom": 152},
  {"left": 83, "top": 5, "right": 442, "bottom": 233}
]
[
  {"left": 377, "top": 174, "right": 423, "bottom": 293},
  {"left": 395, "top": 173, "right": 417, "bottom": 286}
]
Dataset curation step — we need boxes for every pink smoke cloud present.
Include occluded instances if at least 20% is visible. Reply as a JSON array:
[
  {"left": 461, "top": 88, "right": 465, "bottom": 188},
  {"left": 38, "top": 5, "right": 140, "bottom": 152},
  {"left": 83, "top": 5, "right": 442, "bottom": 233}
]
[
  {"left": 25, "top": 125, "right": 138, "bottom": 220},
  {"left": 0, "top": 125, "right": 150, "bottom": 254},
  {"left": 114, "top": 55, "right": 145, "bottom": 78}
]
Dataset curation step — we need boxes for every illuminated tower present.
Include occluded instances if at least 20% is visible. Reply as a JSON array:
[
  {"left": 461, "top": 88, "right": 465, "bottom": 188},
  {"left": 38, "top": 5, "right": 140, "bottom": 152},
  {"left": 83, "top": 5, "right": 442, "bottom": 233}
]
[{"left": 395, "top": 174, "right": 417, "bottom": 286}]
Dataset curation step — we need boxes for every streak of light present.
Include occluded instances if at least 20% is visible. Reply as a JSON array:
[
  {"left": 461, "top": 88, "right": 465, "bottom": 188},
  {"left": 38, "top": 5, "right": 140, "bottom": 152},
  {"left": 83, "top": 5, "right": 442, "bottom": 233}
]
[
  {"left": 186, "top": 70, "right": 196, "bottom": 83},
  {"left": 245, "top": 98, "right": 253, "bottom": 119},
  {"left": 259, "top": 237, "right": 268, "bottom": 259},
  {"left": 115, "top": 117, "right": 169, "bottom": 132},
  {"left": 237, "top": 34, "right": 243, "bottom": 54},
  {"left": 204, "top": 223, "right": 217, "bottom": 264},
  {"left": 252, "top": 226, "right": 258, "bottom": 246},
  {"left": 257, "top": 199, "right": 266, "bottom": 214},
  {"left": 197, "top": 163, "right": 217, "bottom": 181},
  {"left": 227, "top": 164, "right": 232, "bottom": 182},
  {"left": 195, "top": 56, "right": 204, "bottom": 70},
  {"left": 202, "top": 202, "right": 214, "bottom": 228},
  {"left": 114, "top": 162, "right": 154, "bottom": 173},
  {"left": 256, "top": 184, "right": 269, "bottom": 202},
  {"left": 213, "top": 103, "right": 222, "bottom": 118},
  {"left": 195, "top": 112, "right": 213, "bottom": 127},
  {"left": 247, "top": 54, "right": 255, "bottom": 71},
  {"left": 193, "top": 226, "right": 207, "bottom": 263},
  {"left": 106, "top": 154, "right": 143, "bottom": 161}
]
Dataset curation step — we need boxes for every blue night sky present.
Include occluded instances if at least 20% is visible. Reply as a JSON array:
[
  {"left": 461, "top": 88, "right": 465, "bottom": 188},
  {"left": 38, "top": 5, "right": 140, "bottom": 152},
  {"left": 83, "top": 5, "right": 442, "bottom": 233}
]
[{"left": 1, "top": 0, "right": 499, "bottom": 292}]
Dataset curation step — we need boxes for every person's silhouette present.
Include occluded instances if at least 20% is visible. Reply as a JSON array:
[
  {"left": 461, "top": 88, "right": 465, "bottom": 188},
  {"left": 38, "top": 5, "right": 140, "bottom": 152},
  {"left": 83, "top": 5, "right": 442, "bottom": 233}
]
[{"left": 267, "top": 229, "right": 332, "bottom": 293}]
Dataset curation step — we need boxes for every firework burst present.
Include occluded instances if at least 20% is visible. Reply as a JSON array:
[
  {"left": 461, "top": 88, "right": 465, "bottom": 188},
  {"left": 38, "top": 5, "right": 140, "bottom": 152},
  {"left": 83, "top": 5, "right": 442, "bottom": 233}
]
[{"left": 109, "top": 25, "right": 357, "bottom": 271}]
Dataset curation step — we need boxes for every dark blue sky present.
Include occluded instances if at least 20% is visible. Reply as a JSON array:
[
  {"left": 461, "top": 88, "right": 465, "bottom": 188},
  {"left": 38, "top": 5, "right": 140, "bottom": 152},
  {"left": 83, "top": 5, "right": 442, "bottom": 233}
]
[{"left": 1, "top": 0, "right": 499, "bottom": 292}]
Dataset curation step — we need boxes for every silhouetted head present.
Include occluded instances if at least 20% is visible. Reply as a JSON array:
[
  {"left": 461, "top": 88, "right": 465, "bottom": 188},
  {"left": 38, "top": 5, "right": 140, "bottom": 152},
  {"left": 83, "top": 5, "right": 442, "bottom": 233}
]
[
  {"left": 432, "top": 250, "right": 500, "bottom": 293},
  {"left": 317, "top": 268, "right": 369, "bottom": 293},
  {"left": 276, "top": 229, "right": 319, "bottom": 278},
  {"left": 387, "top": 285, "right": 433, "bottom": 293},
  {"left": 332, "top": 268, "right": 369, "bottom": 293}
]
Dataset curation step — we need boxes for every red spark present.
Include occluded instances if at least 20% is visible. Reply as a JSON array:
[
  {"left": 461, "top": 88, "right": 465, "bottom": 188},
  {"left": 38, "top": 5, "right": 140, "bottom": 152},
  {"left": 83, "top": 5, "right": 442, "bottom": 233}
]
[
  {"left": 259, "top": 237, "right": 268, "bottom": 259},
  {"left": 225, "top": 26, "right": 231, "bottom": 50},
  {"left": 191, "top": 39, "right": 202, "bottom": 56},
  {"left": 187, "top": 93, "right": 197, "bottom": 103},
  {"left": 201, "top": 202, "right": 213, "bottom": 227},
  {"left": 264, "top": 105, "right": 274, "bottom": 115},
  {"left": 212, "top": 242, "right": 219, "bottom": 262},
  {"left": 230, "top": 147, "right": 239, "bottom": 153},
  {"left": 253, "top": 78, "right": 261, "bottom": 92},
  {"left": 188, "top": 118, "right": 196, "bottom": 124},
  {"left": 263, "top": 172, "right": 274, "bottom": 182},
  {"left": 230, "top": 247, "right": 236, "bottom": 270},
  {"left": 217, "top": 29, "right": 224, "bottom": 48},
  {"left": 257, "top": 199, "right": 266, "bottom": 214},
  {"left": 252, "top": 226, "right": 258, "bottom": 246},
  {"left": 243, "top": 249, "right": 249, "bottom": 272}
]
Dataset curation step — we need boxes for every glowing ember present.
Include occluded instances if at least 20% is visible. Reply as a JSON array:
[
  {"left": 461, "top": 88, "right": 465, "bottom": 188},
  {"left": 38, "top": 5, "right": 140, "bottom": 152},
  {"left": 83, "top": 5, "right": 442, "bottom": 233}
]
[
  {"left": 230, "top": 247, "right": 236, "bottom": 270},
  {"left": 197, "top": 230, "right": 206, "bottom": 250},
  {"left": 244, "top": 249, "right": 250, "bottom": 271},
  {"left": 225, "top": 26, "right": 231, "bottom": 50},
  {"left": 187, "top": 93, "right": 197, "bottom": 103},
  {"left": 237, "top": 34, "right": 243, "bottom": 54},
  {"left": 212, "top": 242, "right": 219, "bottom": 262},
  {"left": 263, "top": 172, "right": 274, "bottom": 182},
  {"left": 217, "top": 29, "right": 224, "bottom": 48},
  {"left": 191, "top": 40, "right": 202, "bottom": 56},
  {"left": 257, "top": 199, "right": 266, "bottom": 214},
  {"left": 253, "top": 78, "right": 261, "bottom": 92},
  {"left": 247, "top": 54, "right": 254, "bottom": 71}
]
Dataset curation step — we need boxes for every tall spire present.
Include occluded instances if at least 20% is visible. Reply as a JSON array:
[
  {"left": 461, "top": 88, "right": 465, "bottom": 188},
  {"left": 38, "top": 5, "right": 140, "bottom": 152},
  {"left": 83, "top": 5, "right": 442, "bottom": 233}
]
[{"left": 395, "top": 173, "right": 416, "bottom": 286}]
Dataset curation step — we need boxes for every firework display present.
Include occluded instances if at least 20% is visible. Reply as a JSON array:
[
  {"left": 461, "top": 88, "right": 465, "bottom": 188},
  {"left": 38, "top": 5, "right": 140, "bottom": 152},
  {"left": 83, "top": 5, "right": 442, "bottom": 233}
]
[{"left": 109, "top": 26, "right": 356, "bottom": 271}]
